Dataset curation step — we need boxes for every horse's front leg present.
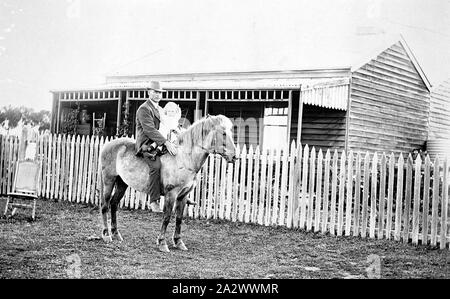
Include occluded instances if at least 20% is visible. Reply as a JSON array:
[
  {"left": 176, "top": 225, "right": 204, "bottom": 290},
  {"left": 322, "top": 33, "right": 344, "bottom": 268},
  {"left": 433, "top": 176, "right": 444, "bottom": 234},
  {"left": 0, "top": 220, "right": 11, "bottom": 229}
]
[
  {"left": 173, "top": 196, "right": 188, "bottom": 251},
  {"left": 157, "top": 191, "right": 175, "bottom": 253}
]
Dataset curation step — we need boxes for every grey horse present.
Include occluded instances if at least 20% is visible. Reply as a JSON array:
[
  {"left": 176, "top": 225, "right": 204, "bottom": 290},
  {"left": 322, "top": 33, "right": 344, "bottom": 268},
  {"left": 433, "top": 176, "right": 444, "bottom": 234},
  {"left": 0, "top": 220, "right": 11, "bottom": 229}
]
[{"left": 98, "top": 115, "right": 237, "bottom": 252}]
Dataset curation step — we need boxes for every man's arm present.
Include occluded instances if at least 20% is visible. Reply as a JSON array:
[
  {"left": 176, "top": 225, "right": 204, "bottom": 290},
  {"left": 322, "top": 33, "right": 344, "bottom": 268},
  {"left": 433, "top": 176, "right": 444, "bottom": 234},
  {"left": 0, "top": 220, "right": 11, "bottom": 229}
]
[{"left": 137, "top": 106, "right": 167, "bottom": 146}]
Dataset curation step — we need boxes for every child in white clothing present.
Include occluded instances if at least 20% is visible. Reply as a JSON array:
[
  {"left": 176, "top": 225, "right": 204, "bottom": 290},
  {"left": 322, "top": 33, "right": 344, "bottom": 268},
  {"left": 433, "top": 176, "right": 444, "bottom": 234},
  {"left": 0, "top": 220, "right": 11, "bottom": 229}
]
[{"left": 146, "top": 102, "right": 182, "bottom": 159}]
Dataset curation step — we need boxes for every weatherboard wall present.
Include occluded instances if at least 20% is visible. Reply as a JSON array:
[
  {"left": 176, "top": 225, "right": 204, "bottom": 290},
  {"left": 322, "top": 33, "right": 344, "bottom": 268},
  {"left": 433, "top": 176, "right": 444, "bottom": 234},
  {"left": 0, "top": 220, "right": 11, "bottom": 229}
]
[
  {"left": 298, "top": 105, "right": 346, "bottom": 153},
  {"left": 428, "top": 78, "right": 450, "bottom": 159},
  {"left": 429, "top": 78, "right": 450, "bottom": 139},
  {"left": 347, "top": 42, "right": 430, "bottom": 156}
]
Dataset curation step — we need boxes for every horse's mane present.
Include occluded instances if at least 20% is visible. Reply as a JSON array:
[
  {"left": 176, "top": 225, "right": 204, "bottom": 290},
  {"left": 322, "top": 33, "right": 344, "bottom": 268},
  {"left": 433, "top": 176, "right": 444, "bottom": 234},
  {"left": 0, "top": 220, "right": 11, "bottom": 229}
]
[{"left": 176, "top": 115, "right": 232, "bottom": 150}]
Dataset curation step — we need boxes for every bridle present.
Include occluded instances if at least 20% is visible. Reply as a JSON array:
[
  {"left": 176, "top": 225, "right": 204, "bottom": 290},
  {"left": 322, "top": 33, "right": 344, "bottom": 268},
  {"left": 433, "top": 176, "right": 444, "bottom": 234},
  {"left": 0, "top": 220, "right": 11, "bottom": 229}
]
[{"left": 198, "top": 129, "right": 228, "bottom": 156}]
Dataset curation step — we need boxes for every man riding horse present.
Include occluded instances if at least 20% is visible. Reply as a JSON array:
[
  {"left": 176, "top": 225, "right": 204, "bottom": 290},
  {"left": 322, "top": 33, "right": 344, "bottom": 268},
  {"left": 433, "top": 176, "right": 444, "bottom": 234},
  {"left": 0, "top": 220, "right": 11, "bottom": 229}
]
[
  {"left": 135, "top": 81, "right": 178, "bottom": 212},
  {"left": 99, "top": 109, "right": 237, "bottom": 251}
]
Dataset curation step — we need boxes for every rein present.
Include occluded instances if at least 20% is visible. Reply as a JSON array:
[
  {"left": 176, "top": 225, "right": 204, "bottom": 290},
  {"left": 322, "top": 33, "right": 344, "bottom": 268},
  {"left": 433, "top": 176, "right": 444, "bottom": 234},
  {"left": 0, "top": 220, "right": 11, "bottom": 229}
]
[{"left": 197, "top": 130, "right": 225, "bottom": 155}]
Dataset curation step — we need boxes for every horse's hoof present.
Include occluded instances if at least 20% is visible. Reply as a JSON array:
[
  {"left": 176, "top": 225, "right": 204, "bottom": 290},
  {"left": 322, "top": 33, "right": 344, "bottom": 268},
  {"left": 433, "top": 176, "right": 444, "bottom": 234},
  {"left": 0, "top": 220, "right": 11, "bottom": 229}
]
[
  {"left": 112, "top": 231, "right": 123, "bottom": 242},
  {"left": 174, "top": 239, "right": 188, "bottom": 251},
  {"left": 157, "top": 238, "right": 170, "bottom": 253},
  {"left": 159, "top": 244, "right": 170, "bottom": 253},
  {"left": 102, "top": 234, "right": 112, "bottom": 243}
]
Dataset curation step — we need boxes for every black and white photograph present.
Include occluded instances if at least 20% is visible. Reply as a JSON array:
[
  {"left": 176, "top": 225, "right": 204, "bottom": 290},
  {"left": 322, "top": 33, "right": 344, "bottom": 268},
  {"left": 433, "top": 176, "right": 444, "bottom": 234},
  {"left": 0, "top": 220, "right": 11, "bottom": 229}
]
[{"left": 0, "top": 0, "right": 449, "bottom": 284}]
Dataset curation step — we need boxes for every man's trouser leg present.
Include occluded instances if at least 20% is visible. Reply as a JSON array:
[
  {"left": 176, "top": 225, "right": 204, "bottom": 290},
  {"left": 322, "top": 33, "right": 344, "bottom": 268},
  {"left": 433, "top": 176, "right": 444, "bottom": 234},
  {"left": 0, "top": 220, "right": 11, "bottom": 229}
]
[{"left": 148, "top": 156, "right": 162, "bottom": 204}]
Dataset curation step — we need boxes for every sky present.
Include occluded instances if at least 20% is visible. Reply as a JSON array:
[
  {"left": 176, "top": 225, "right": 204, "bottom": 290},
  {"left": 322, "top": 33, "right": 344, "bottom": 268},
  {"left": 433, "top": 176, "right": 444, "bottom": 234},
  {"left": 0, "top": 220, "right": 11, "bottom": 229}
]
[{"left": 0, "top": 0, "right": 449, "bottom": 111}]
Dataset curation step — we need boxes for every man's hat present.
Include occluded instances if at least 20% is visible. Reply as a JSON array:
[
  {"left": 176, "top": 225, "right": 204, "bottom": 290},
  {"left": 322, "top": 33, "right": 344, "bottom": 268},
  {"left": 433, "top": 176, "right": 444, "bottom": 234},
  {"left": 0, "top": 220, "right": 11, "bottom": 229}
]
[{"left": 147, "top": 81, "right": 164, "bottom": 92}]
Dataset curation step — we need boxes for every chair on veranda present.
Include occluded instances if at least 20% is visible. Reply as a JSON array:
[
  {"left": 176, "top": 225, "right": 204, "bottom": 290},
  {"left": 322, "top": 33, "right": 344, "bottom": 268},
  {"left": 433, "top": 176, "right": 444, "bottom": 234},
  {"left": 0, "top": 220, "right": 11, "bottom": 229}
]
[{"left": 3, "top": 159, "right": 42, "bottom": 220}]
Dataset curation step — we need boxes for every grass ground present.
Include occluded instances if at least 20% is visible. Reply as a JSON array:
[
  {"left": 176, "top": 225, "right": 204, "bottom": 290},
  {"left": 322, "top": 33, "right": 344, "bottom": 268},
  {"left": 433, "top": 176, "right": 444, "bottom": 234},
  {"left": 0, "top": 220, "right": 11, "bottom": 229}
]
[{"left": 0, "top": 198, "right": 449, "bottom": 279}]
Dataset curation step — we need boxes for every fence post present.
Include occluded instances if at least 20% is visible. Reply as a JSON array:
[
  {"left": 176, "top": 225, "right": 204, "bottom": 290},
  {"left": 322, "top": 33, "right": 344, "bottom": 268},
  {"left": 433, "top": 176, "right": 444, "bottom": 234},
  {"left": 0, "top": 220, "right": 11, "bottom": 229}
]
[
  {"left": 394, "top": 153, "right": 404, "bottom": 241},
  {"left": 353, "top": 152, "right": 362, "bottom": 237},
  {"left": 54, "top": 134, "right": 62, "bottom": 201},
  {"left": 251, "top": 146, "right": 260, "bottom": 223},
  {"left": 370, "top": 153, "right": 378, "bottom": 239},
  {"left": 212, "top": 155, "right": 220, "bottom": 219},
  {"left": 45, "top": 134, "right": 52, "bottom": 199},
  {"left": 244, "top": 146, "right": 253, "bottom": 223},
  {"left": 81, "top": 135, "right": 90, "bottom": 203},
  {"left": 299, "top": 144, "right": 309, "bottom": 229},
  {"left": 258, "top": 148, "right": 267, "bottom": 226},
  {"left": 225, "top": 161, "right": 234, "bottom": 221},
  {"left": 314, "top": 149, "right": 323, "bottom": 232},
  {"left": 264, "top": 149, "right": 274, "bottom": 226},
  {"left": 440, "top": 157, "right": 448, "bottom": 250},
  {"left": 361, "top": 152, "right": 370, "bottom": 238},
  {"left": 238, "top": 145, "right": 247, "bottom": 222},
  {"left": 271, "top": 148, "right": 281, "bottom": 225},
  {"left": 201, "top": 156, "right": 210, "bottom": 219},
  {"left": 92, "top": 135, "right": 100, "bottom": 205},
  {"left": 276, "top": 145, "right": 288, "bottom": 227},
  {"left": 412, "top": 155, "right": 422, "bottom": 245},
  {"left": 421, "top": 155, "right": 431, "bottom": 245},
  {"left": 386, "top": 153, "right": 395, "bottom": 240},
  {"left": 307, "top": 147, "right": 316, "bottom": 231},
  {"left": 59, "top": 135, "right": 67, "bottom": 200},
  {"left": 77, "top": 135, "right": 85, "bottom": 203},
  {"left": 329, "top": 149, "right": 339, "bottom": 235},
  {"left": 345, "top": 150, "right": 354, "bottom": 236},
  {"left": 321, "top": 149, "right": 331, "bottom": 234},
  {"left": 50, "top": 133, "right": 57, "bottom": 200},
  {"left": 39, "top": 134, "right": 46, "bottom": 197},
  {"left": 430, "top": 156, "right": 440, "bottom": 247},
  {"left": 402, "top": 154, "right": 413, "bottom": 243},
  {"left": 207, "top": 151, "right": 215, "bottom": 220},
  {"left": 337, "top": 150, "right": 346, "bottom": 236},
  {"left": 220, "top": 149, "right": 228, "bottom": 220},
  {"left": 378, "top": 153, "right": 387, "bottom": 240},
  {"left": 286, "top": 141, "right": 296, "bottom": 228}
]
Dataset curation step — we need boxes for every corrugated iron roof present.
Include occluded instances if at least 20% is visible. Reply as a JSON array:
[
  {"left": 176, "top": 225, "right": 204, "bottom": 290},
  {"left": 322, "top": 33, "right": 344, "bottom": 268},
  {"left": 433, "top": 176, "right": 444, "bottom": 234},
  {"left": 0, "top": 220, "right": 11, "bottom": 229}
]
[
  {"left": 106, "top": 34, "right": 411, "bottom": 75},
  {"left": 51, "top": 77, "right": 349, "bottom": 92},
  {"left": 102, "top": 33, "right": 430, "bottom": 91}
]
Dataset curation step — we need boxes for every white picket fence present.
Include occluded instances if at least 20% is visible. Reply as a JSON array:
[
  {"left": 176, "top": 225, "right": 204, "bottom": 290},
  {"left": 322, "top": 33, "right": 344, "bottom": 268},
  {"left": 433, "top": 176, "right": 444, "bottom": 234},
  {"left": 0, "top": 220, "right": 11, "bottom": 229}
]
[{"left": 0, "top": 133, "right": 449, "bottom": 249}]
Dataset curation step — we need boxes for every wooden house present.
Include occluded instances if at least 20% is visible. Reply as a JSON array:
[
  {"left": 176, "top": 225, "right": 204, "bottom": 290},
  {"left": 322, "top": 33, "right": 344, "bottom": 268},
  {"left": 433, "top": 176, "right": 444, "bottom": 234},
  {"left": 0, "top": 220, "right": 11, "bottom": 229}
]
[
  {"left": 428, "top": 78, "right": 450, "bottom": 159},
  {"left": 50, "top": 34, "right": 432, "bottom": 156}
]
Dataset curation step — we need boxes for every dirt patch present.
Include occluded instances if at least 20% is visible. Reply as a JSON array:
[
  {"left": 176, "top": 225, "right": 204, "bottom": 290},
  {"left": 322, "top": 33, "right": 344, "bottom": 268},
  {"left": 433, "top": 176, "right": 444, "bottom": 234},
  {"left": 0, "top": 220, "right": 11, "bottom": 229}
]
[{"left": 0, "top": 198, "right": 449, "bottom": 279}]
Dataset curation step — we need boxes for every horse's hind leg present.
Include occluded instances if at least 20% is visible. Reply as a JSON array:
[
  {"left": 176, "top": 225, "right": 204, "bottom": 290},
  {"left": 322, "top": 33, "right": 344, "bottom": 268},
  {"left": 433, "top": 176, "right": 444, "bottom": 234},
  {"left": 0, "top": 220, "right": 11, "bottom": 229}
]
[
  {"left": 173, "top": 196, "right": 188, "bottom": 251},
  {"left": 157, "top": 191, "right": 176, "bottom": 253},
  {"left": 110, "top": 176, "right": 128, "bottom": 242},
  {"left": 101, "top": 174, "right": 115, "bottom": 242}
]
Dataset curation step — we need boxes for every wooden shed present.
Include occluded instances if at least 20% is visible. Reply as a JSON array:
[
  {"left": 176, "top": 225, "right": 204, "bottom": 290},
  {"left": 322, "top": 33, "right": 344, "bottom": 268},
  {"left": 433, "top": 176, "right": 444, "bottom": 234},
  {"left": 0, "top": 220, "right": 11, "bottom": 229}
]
[
  {"left": 50, "top": 34, "right": 432, "bottom": 156},
  {"left": 428, "top": 78, "right": 450, "bottom": 159}
]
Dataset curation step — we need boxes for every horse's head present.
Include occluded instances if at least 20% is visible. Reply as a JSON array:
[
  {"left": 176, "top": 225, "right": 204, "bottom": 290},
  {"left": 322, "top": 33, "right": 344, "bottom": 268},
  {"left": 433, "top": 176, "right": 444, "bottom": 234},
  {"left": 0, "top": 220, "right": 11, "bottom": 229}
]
[
  {"left": 206, "top": 115, "right": 237, "bottom": 163},
  {"left": 177, "top": 114, "right": 238, "bottom": 163}
]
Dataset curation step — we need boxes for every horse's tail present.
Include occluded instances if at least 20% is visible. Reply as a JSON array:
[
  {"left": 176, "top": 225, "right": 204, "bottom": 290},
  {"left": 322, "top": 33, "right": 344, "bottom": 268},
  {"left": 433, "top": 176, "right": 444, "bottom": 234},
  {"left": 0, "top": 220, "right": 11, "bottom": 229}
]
[{"left": 96, "top": 147, "right": 104, "bottom": 206}]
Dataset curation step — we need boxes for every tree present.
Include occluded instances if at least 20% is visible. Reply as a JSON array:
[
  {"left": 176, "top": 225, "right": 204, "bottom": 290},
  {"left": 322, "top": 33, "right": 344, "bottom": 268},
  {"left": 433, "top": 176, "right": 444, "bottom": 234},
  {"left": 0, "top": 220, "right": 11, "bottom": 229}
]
[
  {"left": 0, "top": 105, "right": 51, "bottom": 131},
  {"left": 0, "top": 106, "right": 22, "bottom": 128},
  {"left": 24, "top": 109, "right": 51, "bottom": 130}
]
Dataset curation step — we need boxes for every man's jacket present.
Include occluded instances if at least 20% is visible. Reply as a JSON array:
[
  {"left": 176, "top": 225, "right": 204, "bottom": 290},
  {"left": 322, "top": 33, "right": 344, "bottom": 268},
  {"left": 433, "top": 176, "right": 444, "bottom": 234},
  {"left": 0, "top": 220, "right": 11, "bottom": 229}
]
[{"left": 135, "top": 100, "right": 167, "bottom": 154}]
